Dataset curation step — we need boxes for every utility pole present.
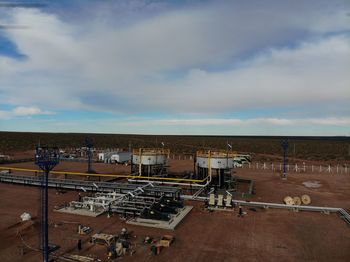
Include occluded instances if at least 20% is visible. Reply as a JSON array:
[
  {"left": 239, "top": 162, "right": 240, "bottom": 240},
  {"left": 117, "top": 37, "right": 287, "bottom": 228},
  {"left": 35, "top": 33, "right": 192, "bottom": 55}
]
[
  {"left": 35, "top": 146, "right": 60, "bottom": 262},
  {"left": 281, "top": 139, "right": 289, "bottom": 179}
]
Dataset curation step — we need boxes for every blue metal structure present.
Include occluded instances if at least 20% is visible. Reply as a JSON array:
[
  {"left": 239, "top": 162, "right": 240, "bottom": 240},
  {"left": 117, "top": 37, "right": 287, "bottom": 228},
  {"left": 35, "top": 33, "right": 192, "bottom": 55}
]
[
  {"left": 35, "top": 146, "right": 60, "bottom": 262},
  {"left": 84, "top": 137, "right": 94, "bottom": 173},
  {"left": 281, "top": 139, "right": 289, "bottom": 178}
]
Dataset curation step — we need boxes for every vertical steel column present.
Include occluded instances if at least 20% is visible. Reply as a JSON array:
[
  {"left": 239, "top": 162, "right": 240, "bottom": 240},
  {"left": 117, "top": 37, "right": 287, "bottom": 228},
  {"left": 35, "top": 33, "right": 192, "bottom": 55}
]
[
  {"left": 281, "top": 139, "right": 289, "bottom": 179},
  {"left": 35, "top": 146, "right": 59, "bottom": 262},
  {"left": 85, "top": 138, "right": 94, "bottom": 173}
]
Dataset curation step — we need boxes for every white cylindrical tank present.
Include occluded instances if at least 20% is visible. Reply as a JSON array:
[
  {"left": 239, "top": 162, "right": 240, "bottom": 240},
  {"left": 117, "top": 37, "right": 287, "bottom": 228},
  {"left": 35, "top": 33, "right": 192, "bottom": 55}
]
[
  {"left": 196, "top": 151, "right": 237, "bottom": 169},
  {"left": 132, "top": 148, "right": 170, "bottom": 165}
]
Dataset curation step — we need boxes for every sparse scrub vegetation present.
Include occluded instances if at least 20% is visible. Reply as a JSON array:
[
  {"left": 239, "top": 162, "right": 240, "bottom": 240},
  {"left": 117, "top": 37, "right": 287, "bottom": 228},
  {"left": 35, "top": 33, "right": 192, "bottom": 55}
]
[{"left": 0, "top": 132, "right": 349, "bottom": 161}]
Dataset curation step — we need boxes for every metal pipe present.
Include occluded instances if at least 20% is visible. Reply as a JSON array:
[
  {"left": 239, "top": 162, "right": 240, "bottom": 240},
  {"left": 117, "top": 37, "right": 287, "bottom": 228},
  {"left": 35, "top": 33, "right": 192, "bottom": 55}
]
[
  {"left": 2, "top": 165, "right": 213, "bottom": 187},
  {"left": 0, "top": 166, "right": 208, "bottom": 183},
  {"left": 128, "top": 178, "right": 209, "bottom": 187},
  {"left": 180, "top": 194, "right": 350, "bottom": 225},
  {"left": 129, "top": 169, "right": 213, "bottom": 187},
  {"left": 128, "top": 152, "right": 213, "bottom": 187}
]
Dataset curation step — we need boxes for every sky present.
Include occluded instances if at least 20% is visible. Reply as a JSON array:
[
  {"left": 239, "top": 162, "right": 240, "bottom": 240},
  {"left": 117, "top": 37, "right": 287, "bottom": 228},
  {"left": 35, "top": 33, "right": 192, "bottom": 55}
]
[{"left": 0, "top": 0, "right": 349, "bottom": 136}]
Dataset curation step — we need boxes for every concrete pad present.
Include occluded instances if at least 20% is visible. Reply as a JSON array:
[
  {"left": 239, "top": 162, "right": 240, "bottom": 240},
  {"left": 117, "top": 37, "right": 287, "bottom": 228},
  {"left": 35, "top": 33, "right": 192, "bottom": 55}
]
[
  {"left": 127, "top": 205, "right": 193, "bottom": 230},
  {"left": 54, "top": 207, "right": 105, "bottom": 217}
]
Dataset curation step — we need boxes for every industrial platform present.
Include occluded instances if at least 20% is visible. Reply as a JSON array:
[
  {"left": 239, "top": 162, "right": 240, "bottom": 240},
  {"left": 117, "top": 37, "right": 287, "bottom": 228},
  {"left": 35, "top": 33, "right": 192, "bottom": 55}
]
[
  {"left": 127, "top": 206, "right": 193, "bottom": 230},
  {"left": 54, "top": 206, "right": 105, "bottom": 217}
]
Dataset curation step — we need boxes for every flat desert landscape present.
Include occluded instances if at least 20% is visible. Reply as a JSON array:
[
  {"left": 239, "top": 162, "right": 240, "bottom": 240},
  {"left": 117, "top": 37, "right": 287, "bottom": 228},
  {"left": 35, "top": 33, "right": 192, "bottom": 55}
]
[{"left": 0, "top": 157, "right": 349, "bottom": 262}]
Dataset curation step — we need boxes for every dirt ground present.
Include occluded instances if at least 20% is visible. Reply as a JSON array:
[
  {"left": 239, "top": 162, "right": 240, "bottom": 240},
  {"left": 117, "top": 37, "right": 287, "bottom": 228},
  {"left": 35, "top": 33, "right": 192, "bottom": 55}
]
[
  {"left": 0, "top": 160, "right": 349, "bottom": 262},
  {"left": 236, "top": 168, "right": 350, "bottom": 210}
]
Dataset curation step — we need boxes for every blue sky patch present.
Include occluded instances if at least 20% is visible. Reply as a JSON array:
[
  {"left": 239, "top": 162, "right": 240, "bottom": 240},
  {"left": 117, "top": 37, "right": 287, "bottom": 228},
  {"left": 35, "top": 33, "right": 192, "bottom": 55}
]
[{"left": 0, "top": 34, "right": 26, "bottom": 59}]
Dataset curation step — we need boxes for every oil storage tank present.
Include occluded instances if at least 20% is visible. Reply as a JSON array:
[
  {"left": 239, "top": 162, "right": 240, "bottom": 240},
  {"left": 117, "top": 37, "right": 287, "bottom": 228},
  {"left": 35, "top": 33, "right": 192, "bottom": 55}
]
[
  {"left": 196, "top": 150, "right": 237, "bottom": 188},
  {"left": 132, "top": 148, "right": 170, "bottom": 177}
]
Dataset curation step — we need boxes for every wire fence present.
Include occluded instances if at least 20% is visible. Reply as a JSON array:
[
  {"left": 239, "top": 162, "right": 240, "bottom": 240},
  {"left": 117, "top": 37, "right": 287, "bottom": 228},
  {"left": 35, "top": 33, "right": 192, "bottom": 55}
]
[
  {"left": 169, "top": 154, "right": 349, "bottom": 174},
  {"left": 240, "top": 162, "right": 349, "bottom": 174}
]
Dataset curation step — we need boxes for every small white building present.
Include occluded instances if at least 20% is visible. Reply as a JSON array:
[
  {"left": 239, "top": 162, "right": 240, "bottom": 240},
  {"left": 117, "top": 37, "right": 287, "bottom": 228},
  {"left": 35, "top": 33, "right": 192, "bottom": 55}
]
[
  {"left": 110, "top": 152, "right": 132, "bottom": 163},
  {"left": 98, "top": 151, "right": 131, "bottom": 163}
]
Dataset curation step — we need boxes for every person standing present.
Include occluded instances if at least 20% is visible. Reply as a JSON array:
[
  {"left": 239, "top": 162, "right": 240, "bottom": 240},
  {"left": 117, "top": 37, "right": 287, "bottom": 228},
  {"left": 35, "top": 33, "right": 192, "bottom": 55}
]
[{"left": 238, "top": 205, "right": 243, "bottom": 217}]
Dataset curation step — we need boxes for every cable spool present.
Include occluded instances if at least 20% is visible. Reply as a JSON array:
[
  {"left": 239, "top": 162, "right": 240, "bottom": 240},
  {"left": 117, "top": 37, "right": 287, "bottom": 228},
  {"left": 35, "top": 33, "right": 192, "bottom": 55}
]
[
  {"left": 293, "top": 196, "right": 301, "bottom": 206},
  {"left": 301, "top": 195, "right": 311, "bottom": 205},
  {"left": 284, "top": 196, "right": 294, "bottom": 205}
]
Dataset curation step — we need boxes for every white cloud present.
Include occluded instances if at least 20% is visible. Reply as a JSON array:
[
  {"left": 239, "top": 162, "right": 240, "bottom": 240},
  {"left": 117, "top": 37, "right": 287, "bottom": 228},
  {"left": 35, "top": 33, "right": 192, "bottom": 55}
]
[
  {"left": 116, "top": 117, "right": 350, "bottom": 127},
  {"left": 307, "top": 118, "right": 350, "bottom": 126},
  {"left": 13, "top": 106, "right": 45, "bottom": 116},
  {"left": 144, "top": 34, "right": 350, "bottom": 114},
  {"left": 0, "top": 106, "right": 51, "bottom": 119},
  {"left": 3, "top": 116, "right": 347, "bottom": 136},
  {"left": 0, "top": 1, "right": 349, "bottom": 117}
]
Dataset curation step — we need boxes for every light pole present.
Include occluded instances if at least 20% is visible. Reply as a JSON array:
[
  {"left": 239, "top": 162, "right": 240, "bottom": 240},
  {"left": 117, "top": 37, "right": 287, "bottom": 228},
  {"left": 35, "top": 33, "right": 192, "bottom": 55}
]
[
  {"left": 85, "top": 137, "right": 94, "bottom": 173},
  {"left": 35, "top": 146, "right": 60, "bottom": 262}
]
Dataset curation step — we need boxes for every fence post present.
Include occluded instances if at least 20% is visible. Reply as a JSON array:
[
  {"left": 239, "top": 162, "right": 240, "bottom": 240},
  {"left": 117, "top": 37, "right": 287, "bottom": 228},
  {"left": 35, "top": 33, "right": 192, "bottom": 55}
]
[
  {"left": 263, "top": 163, "right": 266, "bottom": 170},
  {"left": 328, "top": 165, "right": 331, "bottom": 173}
]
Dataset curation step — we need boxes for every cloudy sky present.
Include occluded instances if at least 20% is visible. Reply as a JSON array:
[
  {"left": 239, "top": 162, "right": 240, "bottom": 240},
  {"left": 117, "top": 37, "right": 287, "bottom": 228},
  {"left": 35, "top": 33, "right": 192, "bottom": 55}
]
[{"left": 0, "top": 0, "right": 349, "bottom": 135}]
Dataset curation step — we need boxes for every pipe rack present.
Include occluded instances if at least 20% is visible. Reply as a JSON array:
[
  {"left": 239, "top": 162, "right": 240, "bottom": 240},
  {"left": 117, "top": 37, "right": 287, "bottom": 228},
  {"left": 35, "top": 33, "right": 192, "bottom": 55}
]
[
  {"left": 0, "top": 166, "right": 209, "bottom": 184},
  {"left": 0, "top": 173, "right": 181, "bottom": 198}
]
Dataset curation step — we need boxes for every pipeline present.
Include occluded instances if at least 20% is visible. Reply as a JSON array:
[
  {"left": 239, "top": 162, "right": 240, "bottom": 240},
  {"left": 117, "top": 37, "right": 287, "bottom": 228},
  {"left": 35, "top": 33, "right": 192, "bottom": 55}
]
[
  {"left": 181, "top": 195, "right": 350, "bottom": 226},
  {"left": 128, "top": 168, "right": 212, "bottom": 187},
  {"left": 0, "top": 149, "right": 215, "bottom": 186},
  {"left": 0, "top": 173, "right": 181, "bottom": 197},
  {"left": 134, "top": 150, "right": 212, "bottom": 187},
  {"left": 127, "top": 166, "right": 212, "bottom": 187},
  {"left": 0, "top": 149, "right": 216, "bottom": 187},
  {"left": 0, "top": 166, "right": 208, "bottom": 184}
]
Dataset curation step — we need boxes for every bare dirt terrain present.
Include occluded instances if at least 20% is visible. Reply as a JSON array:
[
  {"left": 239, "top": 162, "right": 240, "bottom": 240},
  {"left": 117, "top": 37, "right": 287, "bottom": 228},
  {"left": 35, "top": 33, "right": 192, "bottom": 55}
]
[
  {"left": 0, "top": 160, "right": 349, "bottom": 262},
  {"left": 237, "top": 168, "right": 350, "bottom": 210}
]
